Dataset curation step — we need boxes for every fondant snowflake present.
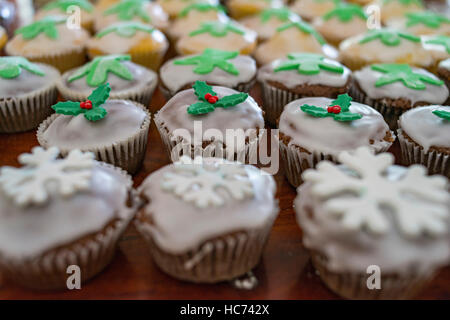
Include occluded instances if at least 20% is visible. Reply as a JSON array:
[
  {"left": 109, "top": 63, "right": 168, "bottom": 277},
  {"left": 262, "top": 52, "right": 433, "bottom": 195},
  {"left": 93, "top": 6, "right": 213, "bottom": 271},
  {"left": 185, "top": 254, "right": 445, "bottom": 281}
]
[
  {"left": 0, "top": 147, "right": 94, "bottom": 207},
  {"left": 303, "top": 147, "right": 449, "bottom": 237},
  {"left": 161, "top": 156, "right": 254, "bottom": 208}
]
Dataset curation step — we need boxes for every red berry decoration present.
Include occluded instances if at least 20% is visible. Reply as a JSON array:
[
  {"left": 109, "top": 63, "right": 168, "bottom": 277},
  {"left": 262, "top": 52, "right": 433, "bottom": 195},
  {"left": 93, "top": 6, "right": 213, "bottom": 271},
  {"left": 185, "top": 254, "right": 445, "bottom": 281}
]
[
  {"left": 80, "top": 100, "right": 93, "bottom": 110},
  {"left": 327, "top": 105, "right": 341, "bottom": 114},
  {"left": 204, "top": 93, "right": 212, "bottom": 100}
]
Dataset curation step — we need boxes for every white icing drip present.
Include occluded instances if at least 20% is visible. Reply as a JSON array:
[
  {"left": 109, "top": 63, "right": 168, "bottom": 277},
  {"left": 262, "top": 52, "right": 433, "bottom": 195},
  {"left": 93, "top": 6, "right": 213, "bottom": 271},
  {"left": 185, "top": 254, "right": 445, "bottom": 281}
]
[
  {"left": 279, "top": 97, "right": 391, "bottom": 155},
  {"left": 354, "top": 65, "right": 448, "bottom": 105},
  {"left": 399, "top": 105, "right": 450, "bottom": 152},
  {"left": 439, "top": 58, "right": 450, "bottom": 70},
  {"left": 313, "top": 15, "right": 368, "bottom": 44},
  {"left": 160, "top": 55, "right": 256, "bottom": 94}
]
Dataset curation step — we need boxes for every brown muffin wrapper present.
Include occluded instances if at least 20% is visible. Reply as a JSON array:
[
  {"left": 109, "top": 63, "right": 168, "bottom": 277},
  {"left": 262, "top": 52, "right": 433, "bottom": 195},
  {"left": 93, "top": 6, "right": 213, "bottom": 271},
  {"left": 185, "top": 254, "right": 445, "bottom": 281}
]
[
  {"left": 36, "top": 100, "right": 151, "bottom": 174},
  {"left": 0, "top": 83, "right": 58, "bottom": 133},
  {"left": 134, "top": 210, "right": 277, "bottom": 283},
  {"left": 398, "top": 129, "right": 450, "bottom": 178},
  {"left": 0, "top": 162, "right": 137, "bottom": 290}
]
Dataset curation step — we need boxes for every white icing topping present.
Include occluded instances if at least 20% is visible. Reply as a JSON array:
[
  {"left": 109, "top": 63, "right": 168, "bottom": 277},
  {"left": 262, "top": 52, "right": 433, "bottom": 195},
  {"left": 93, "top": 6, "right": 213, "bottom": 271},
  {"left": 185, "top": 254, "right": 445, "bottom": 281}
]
[
  {"left": 439, "top": 58, "right": 450, "bottom": 70},
  {"left": 241, "top": 11, "right": 301, "bottom": 41},
  {"left": 399, "top": 105, "right": 450, "bottom": 152},
  {"left": 157, "top": 0, "right": 219, "bottom": 17},
  {"left": 139, "top": 157, "right": 278, "bottom": 253},
  {"left": 279, "top": 97, "right": 392, "bottom": 155},
  {"left": 376, "top": 0, "right": 423, "bottom": 23},
  {"left": 386, "top": 16, "right": 450, "bottom": 36},
  {"left": 289, "top": 0, "right": 336, "bottom": 20},
  {"left": 421, "top": 35, "right": 450, "bottom": 62},
  {"left": 354, "top": 65, "right": 448, "bottom": 105},
  {"left": 313, "top": 15, "right": 368, "bottom": 44},
  {"left": 160, "top": 55, "right": 256, "bottom": 94}
]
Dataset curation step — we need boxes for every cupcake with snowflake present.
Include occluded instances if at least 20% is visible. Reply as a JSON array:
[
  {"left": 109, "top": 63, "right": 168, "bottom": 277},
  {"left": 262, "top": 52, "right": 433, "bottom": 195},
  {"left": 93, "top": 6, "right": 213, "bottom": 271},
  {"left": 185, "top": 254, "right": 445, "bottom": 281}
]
[
  {"left": 0, "top": 147, "right": 137, "bottom": 290},
  {"left": 289, "top": 0, "right": 339, "bottom": 21},
  {"left": 295, "top": 147, "right": 450, "bottom": 299},
  {"left": 160, "top": 49, "right": 257, "bottom": 98},
  {"left": 37, "top": 83, "right": 151, "bottom": 174},
  {"left": 176, "top": 20, "right": 257, "bottom": 55},
  {"left": 58, "top": 54, "right": 158, "bottom": 106},
  {"left": 155, "top": 81, "right": 264, "bottom": 162},
  {"left": 135, "top": 156, "right": 278, "bottom": 283},
  {"left": 375, "top": 0, "right": 424, "bottom": 24},
  {"left": 386, "top": 11, "right": 450, "bottom": 36},
  {"left": 227, "top": 0, "right": 284, "bottom": 19},
  {"left": 257, "top": 53, "right": 351, "bottom": 125},
  {"left": 351, "top": 63, "right": 449, "bottom": 129},
  {"left": 278, "top": 94, "right": 394, "bottom": 187}
]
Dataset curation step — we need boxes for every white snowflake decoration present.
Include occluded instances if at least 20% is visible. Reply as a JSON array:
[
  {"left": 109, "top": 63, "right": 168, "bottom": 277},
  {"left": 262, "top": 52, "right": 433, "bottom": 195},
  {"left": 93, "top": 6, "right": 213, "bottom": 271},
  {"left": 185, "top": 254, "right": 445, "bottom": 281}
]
[
  {"left": 161, "top": 156, "right": 254, "bottom": 208},
  {"left": 0, "top": 147, "right": 95, "bottom": 207},
  {"left": 303, "top": 147, "right": 449, "bottom": 237}
]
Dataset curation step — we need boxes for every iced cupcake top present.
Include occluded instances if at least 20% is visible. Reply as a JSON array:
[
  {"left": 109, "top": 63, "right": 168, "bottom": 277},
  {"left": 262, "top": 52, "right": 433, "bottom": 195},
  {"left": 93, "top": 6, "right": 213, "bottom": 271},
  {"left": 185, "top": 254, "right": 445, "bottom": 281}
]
[
  {"left": 422, "top": 35, "right": 450, "bottom": 63},
  {"left": 386, "top": 11, "right": 450, "bottom": 36},
  {"left": 376, "top": 0, "right": 424, "bottom": 24},
  {"left": 289, "top": 0, "right": 339, "bottom": 21},
  {"left": 157, "top": 0, "right": 220, "bottom": 18},
  {"left": 34, "top": 0, "right": 94, "bottom": 22}
]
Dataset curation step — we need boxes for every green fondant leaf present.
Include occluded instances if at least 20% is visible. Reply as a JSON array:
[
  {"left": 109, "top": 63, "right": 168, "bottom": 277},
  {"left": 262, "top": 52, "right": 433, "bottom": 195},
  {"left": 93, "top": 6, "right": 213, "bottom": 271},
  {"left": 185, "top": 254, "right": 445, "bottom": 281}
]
[
  {"left": 276, "top": 21, "right": 326, "bottom": 45},
  {"left": 187, "top": 101, "right": 215, "bottom": 115},
  {"left": 189, "top": 21, "right": 245, "bottom": 37},
  {"left": 174, "top": 48, "right": 239, "bottom": 75},
  {"left": 96, "top": 21, "right": 154, "bottom": 38},
  {"left": 330, "top": 93, "right": 352, "bottom": 112},
  {"left": 424, "top": 35, "right": 450, "bottom": 54},
  {"left": 43, "top": 0, "right": 94, "bottom": 12},
  {"left": 178, "top": 3, "right": 225, "bottom": 18},
  {"left": 214, "top": 93, "right": 248, "bottom": 108},
  {"left": 84, "top": 106, "right": 108, "bottom": 121},
  {"left": 88, "top": 83, "right": 111, "bottom": 108},
  {"left": 15, "top": 16, "right": 66, "bottom": 40},
  {"left": 359, "top": 29, "right": 420, "bottom": 46},
  {"left": 260, "top": 7, "right": 298, "bottom": 23},
  {"left": 300, "top": 104, "right": 329, "bottom": 117},
  {"left": 405, "top": 11, "right": 450, "bottom": 29},
  {"left": 333, "top": 111, "right": 362, "bottom": 121},
  {"left": 274, "top": 53, "right": 343, "bottom": 75},
  {"left": 52, "top": 101, "right": 83, "bottom": 116},
  {"left": 0, "top": 57, "right": 45, "bottom": 79},
  {"left": 193, "top": 80, "right": 217, "bottom": 101},
  {"left": 323, "top": 3, "right": 367, "bottom": 23},
  {"left": 432, "top": 109, "right": 450, "bottom": 120},
  {"left": 103, "top": 0, "right": 151, "bottom": 23}
]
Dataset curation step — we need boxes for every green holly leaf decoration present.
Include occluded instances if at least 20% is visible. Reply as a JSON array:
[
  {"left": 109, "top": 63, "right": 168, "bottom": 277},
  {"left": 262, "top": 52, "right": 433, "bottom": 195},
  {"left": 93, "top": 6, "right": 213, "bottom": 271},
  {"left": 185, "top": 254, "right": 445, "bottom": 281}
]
[
  {"left": 103, "top": 0, "right": 151, "bottom": 23},
  {"left": 214, "top": 93, "right": 249, "bottom": 108},
  {"left": 405, "top": 11, "right": 450, "bottom": 29},
  {"left": 43, "top": 0, "right": 94, "bottom": 12},
  {"left": 178, "top": 3, "right": 225, "bottom": 18},
  {"left": 432, "top": 109, "right": 450, "bottom": 120},
  {"left": 52, "top": 83, "right": 111, "bottom": 121},
  {"left": 274, "top": 53, "right": 343, "bottom": 75},
  {"left": 189, "top": 21, "right": 246, "bottom": 37},
  {"left": 193, "top": 80, "right": 217, "bottom": 101},
  {"left": 260, "top": 8, "right": 299, "bottom": 23},
  {"left": 371, "top": 64, "right": 444, "bottom": 90},
  {"left": 424, "top": 35, "right": 450, "bottom": 54},
  {"left": 359, "top": 29, "right": 420, "bottom": 46},
  {"left": 382, "top": 0, "right": 423, "bottom": 6},
  {"left": 174, "top": 48, "right": 240, "bottom": 75},
  {"left": 300, "top": 94, "right": 362, "bottom": 122},
  {"left": 300, "top": 104, "right": 329, "bottom": 117},
  {"left": 96, "top": 21, "right": 154, "bottom": 38},
  {"left": 277, "top": 21, "right": 326, "bottom": 45},
  {"left": 323, "top": 3, "right": 367, "bottom": 22},
  {"left": 330, "top": 93, "right": 352, "bottom": 111},
  {"left": 15, "top": 16, "right": 66, "bottom": 40},
  {"left": 0, "top": 57, "right": 45, "bottom": 79},
  {"left": 68, "top": 55, "right": 133, "bottom": 87},
  {"left": 187, "top": 101, "right": 216, "bottom": 114}
]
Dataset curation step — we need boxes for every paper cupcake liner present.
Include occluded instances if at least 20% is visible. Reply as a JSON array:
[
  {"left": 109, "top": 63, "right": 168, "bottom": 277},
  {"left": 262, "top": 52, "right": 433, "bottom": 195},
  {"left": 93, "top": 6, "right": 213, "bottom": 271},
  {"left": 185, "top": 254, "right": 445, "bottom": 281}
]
[
  {"left": 0, "top": 162, "right": 137, "bottom": 290},
  {"left": 398, "top": 129, "right": 450, "bottom": 178},
  {"left": 37, "top": 100, "right": 151, "bottom": 174},
  {"left": 134, "top": 209, "right": 277, "bottom": 283},
  {"left": 0, "top": 83, "right": 58, "bottom": 133}
]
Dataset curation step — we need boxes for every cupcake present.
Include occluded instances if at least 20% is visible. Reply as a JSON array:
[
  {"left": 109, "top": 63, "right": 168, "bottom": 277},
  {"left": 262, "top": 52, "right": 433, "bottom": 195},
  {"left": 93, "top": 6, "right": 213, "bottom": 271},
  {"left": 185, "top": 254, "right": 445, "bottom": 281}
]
[
  {"left": 278, "top": 94, "right": 394, "bottom": 187},
  {"left": 375, "top": 0, "right": 424, "bottom": 24},
  {"left": 312, "top": 3, "right": 368, "bottom": 46},
  {"left": 289, "top": 0, "right": 339, "bottom": 21},
  {"left": 5, "top": 16, "right": 89, "bottom": 73},
  {"left": 398, "top": 105, "right": 450, "bottom": 178},
  {"left": 422, "top": 35, "right": 450, "bottom": 68},
  {"left": 351, "top": 63, "right": 448, "bottom": 129},
  {"left": 87, "top": 21, "right": 169, "bottom": 71},
  {"left": 253, "top": 20, "right": 338, "bottom": 66},
  {"left": 34, "top": 0, "right": 95, "bottom": 32},
  {"left": 135, "top": 156, "right": 278, "bottom": 283},
  {"left": 257, "top": 52, "right": 351, "bottom": 125},
  {"left": 37, "top": 83, "right": 151, "bottom": 174},
  {"left": 58, "top": 54, "right": 158, "bottom": 106},
  {"left": 386, "top": 11, "right": 450, "bottom": 36},
  {"left": 157, "top": 0, "right": 220, "bottom": 19},
  {"left": 176, "top": 20, "right": 257, "bottom": 55},
  {"left": 0, "top": 57, "right": 59, "bottom": 133},
  {"left": 155, "top": 81, "right": 264, "bottom": 162},
  {"left": 227, "top": 0, "right": 284, "bottom": 19},
  {"left": 295, "top": 146, "right": 450, "bottom": 299},
  {"left": 160, "top": 49, "right": 256, "bottom": 98},
  {"left": 0, "top": 147, "right": 137, "bottom": 290},
  {"left": 240, "top": 7, "right": 301, "bottom": 42},
  {"left": 339, "top": 28, "right": 434, "bottom": 70},
  {"left": 94, "top": 0, "right": 169, "bottom": 32},
  {"left": 437, "top": 58, "right": 450, "bottom": 93},
  {"left": 0, "top": 26, "right": 8, "bottom": 52}
]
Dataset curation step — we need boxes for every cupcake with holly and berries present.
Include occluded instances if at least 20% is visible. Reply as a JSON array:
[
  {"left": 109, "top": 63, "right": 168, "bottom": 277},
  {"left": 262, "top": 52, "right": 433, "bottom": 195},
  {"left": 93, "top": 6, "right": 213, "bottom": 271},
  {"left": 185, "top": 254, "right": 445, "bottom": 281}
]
[
  {"left": 351, "top": 63, "right": 449, "bottom": 129},
  {"left": 295, "top": 146, "right": 450, "bottom": 299},
  {"left": 278, "top": 94, "right": 394, "bottom": 187},
  {"left": 37, "top": 83, "right": 151, "bottom": 174},
  {"left": 58, "top": 54, "right": 158, "bottom": 106},
  {"left": 375, "top": 0, "right": 424, "bottom": 24},
  {"left": 227, "top": 0, "right": 284, "bottom": 19},
  {"left": 386, "top": 11, "right": 450, "bottom": 36},
  {"left": 289, "top": 0, "right": 339, "bottom": 21},
  {"left": 0, "top": 147, "right": 138, "bottom": 290},
  {"left": 257, "top": 52, "right": 351, "bottom": 125},
  {"left": 5, "top": 16, "right": 89, "bottom": 72},
  {"left": 155, "top": 81, "right": 264, "bottom": 162},
  {"left": 160, "top": 48, "right": 257, "bottom": 98}
]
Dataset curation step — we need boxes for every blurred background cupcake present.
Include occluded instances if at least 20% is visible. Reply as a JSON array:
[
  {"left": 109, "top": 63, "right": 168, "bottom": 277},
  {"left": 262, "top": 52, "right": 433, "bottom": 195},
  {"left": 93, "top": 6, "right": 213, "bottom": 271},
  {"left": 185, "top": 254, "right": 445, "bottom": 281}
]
[{"left": 227, "top": 0, "right": 284, "bottom": 19}]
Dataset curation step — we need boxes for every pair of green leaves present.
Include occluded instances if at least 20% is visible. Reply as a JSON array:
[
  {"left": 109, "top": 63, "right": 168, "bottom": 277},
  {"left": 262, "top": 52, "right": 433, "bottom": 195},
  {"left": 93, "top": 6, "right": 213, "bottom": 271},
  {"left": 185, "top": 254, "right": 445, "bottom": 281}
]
[
  {"left": 104, "top": 0, "right": 151, "bottom": 23},
  {"left": 189, "top": 21, "right": 245, "bottom": 37},
  {"left": 15, "top": 16, "right": 66, "bottom": 40},
  {"left": 359, "top": 29, "right": 420, "bottom": 46},
  {"left": 274, "top": 53, "right": 344, "bottom": 75},
  {"left": 174, "top": 48, "right": 240, "bottom": 75},
  {"left": 0, "top": 57, "right": 45, "bottom": 79},
  {"left": 96, "top": 21, "right": 154, "bottom": 38},
  {"left": 43, "top": 0, "right": 93, "bottom": 13},
  {"left": 301, "top": 94, "right": 362, "bottom": 122}
]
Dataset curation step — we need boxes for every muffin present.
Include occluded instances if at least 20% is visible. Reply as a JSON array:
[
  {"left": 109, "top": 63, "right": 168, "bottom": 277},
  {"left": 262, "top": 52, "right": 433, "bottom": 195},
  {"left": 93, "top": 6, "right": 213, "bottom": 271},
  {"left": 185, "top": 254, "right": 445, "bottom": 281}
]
[
  {"left": 157, "top": 0, "right": 220, "bottom": 19},
  {"left": 278, "top": 94, "right": 394, "bottom": 187},
  {"left": 155, "top": 81, "right": 264, "bottom": 162},
  {"left": 375, "top": 0, "right": 424, "bottom": 24},
  {"left": 94, "top": 0, "right": 169, "bottom": 32},
  {"left": 254, "top": 20, "right": 338, "bottom": 66},
  {"left": 240, "top": 7, "right": 301, "bottom": 42},
  {"left": 87, "top": 21, "right": 169, "bottom": 71},
  {"left": 351, "top": 63, "right": 448, "bottom": 129},
  {"left": 289, "top": 0, "right": 339, "bottom": 21},
  {"left": 227, "top": 0, "right": 284, "bottom": 19},
  {"left": 0, "top": 147, "right": 137, "bottom": 290},
  {"left": 386, "top": 11, "right": 450, "bottom": 36},
  {"left": 257, "top": 53, "right": 351, "bottom": 125},
  {"left": 398, "top": 105, "right": 450, "bottom": 178},
  {"left": 339, "top": 28, "right": 434, "bottom": 70},
  {"left": 0, "top": 26, "right": 8, "bottom": 52},
  {"left": 5, "top": 16, "right": 89, "bottom": 73},
  {"left": 176, "top": 20, "right": 257, "bottom": 55},
  {"left": 135, "top": 156, "right": 278, "bottom": 283},
  {"left": 0, "top": 57, "right": 59, "bottom": 133},
  {"left": 295, "top": 146, "right": 449, "bottom": 299},
  {"left": 58, "top": 54, "right": 158, "bottom": 106},
  {"left": 37, "top": 83, "right": 151, "bottom": 174}
]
